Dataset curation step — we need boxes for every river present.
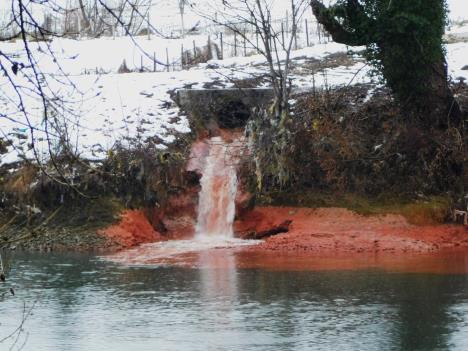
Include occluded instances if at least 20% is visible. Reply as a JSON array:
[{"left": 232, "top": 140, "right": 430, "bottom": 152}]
[
  {"left": 2, "top": 135, "right": 468, "bottom": 350},
  {"left": 2, "top": 250, "right": 468, "bottom": 350}
]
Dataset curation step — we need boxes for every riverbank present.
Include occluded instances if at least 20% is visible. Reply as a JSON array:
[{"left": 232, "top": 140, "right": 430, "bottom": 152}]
[
  {"left": 235, "top": 207, "right": 468, "bottom": 254},
  {"left": 1, "top": 201, "right": 466, "bottom": 253},
  {"left": 49, "top": 204, "right": 468, "bottom": 254},
  {"left": 101, "top": 206, "right": 468, "bottom": 274}
]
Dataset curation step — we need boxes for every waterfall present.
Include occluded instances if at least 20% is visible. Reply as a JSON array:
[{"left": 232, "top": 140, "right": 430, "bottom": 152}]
[
  {"left": 106, "top": 134, "right": 256, "bottom": 268},
  {"left": 195, "top": 136, "right": 239, "bottom": 239}
]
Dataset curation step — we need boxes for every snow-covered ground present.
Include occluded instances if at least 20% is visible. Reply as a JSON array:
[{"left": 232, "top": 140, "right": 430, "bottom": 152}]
[
  {"left": 0, "top": 40, "right": 368, "bottom": 165},
  {"left": 1, "top": 2, "right": 468, "bottom": 166},
  {"left": 0, "top": 34, "right": 214, "bottom": 75}
]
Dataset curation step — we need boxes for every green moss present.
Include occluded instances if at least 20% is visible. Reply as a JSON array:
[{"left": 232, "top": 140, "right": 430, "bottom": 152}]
[{"left": 258, "top": 190, "right": 452, "bottom": 225}]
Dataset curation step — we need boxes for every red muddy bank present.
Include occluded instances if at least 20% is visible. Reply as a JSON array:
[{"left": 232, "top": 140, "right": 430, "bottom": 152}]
[
  {"left": 234, "top": 207, "right": 468, "bottom": 254},
  {"left": 99, "top": 210, "right": 163, "bottom": 248},
  {"left": 102, "top": 206, "right": 467, "bottom": 255},
  {"left": 101, "top": 129, "right": 468, "bottom": 254}
]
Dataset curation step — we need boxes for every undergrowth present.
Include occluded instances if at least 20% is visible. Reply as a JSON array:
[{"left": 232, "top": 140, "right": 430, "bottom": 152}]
[{"left": 247, "top": 83, "right": 467, "bottom": 205}]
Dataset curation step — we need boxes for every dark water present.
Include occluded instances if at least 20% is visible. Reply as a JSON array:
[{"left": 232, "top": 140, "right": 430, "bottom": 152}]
[{"left": 2, "top": 251, "right": 468, "bottom": 351}]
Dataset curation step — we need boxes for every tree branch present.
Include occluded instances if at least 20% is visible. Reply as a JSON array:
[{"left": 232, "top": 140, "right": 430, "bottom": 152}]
[{"left": 310, "top": 0, "right": 371, "bottom": 46}]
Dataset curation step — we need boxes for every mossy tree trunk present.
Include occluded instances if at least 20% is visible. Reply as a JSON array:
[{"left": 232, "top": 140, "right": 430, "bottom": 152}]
[{"left": 311, "top": 0, "right": 462, "bottom": 129}]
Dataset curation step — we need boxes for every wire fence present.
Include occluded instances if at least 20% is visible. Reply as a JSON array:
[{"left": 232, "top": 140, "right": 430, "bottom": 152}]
[
  {"left": 122, "top": 16, "right": 331, "bottom": 74},
  {"left": 0, "top": 7, "right": 331, "bottom": 74}
]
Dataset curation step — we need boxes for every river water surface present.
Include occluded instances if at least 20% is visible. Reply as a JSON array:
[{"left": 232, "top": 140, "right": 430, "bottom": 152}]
[{"left": 2, "top": 250, "right": 468, "bottom": 350}]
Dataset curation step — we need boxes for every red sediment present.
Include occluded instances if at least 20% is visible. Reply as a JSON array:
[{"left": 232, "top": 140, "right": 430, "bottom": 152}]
[
  {"left": 235, "top": 207, "right": 468, "bottom": 254},
  {"left": 233, "top": 249, "right": 468, "bottom": 274},
  {"left": 101, "top": 205, "right": 468, "bottom": 274},
  {"left": 101, "top": 136, "right": 213, "bottom": 247},
  {"left": 148, "top": 188, "right": 199, "bottom": 241},
  {"left": 99, "top": 210, "right": 163, "bottom": 248}
]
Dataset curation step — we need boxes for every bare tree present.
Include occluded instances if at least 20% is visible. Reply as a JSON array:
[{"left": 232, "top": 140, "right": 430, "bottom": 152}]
[
  {"left": 70, "top": 0, "right": 152, "bottom": 37},
  {"left": 0, "top": 0, "right": 167, "bottom": 193},
  {"left": 194, "top": 0, "right": 309, "bottom": 119},
  {"left": 191, "top": 0, "right": 309, "bottom": 189},
  {"left": 0, "top": 1, "right": 76, "bottom": 184},
  {"left": 77, "top": 0, "right": 91, "bottom": 30}
]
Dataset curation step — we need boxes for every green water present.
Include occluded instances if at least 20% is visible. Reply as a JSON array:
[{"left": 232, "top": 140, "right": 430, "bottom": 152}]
[{"left": 2, "top": 251, "right": 468, "bottom": 350}]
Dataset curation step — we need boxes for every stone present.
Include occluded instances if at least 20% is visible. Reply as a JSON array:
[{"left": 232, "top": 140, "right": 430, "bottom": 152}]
[{"left": 175, "top": 88, "right": 274, "bottom": 130}]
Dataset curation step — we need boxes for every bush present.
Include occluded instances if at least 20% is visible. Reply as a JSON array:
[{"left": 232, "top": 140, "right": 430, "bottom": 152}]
[{"left": 247, "top": 84, "right": 467, "bottom": 198}]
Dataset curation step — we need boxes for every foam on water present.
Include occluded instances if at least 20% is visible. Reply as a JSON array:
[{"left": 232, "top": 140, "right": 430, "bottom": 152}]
[{"left": 107, "top": 237, "right": 257, "bottom": 267}]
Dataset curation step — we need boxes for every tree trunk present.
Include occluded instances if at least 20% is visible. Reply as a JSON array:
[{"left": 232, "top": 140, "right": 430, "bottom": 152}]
[
  {"left": 78, "top": 0, "right": 91, "bottom": 32},
  {"left": 422, "top": 60, "right": 462, "bottom": 129},
  {"left": 376, "top": 37, "right": 462, "bottom": 129},
  {"left": 311, "top": 0, "right": 465, "bottom": 192},
  {"left": 310, "top": 0, "right": 463, "bottom": 130}
]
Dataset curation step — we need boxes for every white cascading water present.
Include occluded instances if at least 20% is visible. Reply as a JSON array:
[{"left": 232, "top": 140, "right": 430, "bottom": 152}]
[
  {"left": 106, "top": 134, "right": 257, "bottom": 268},
  {"left": 195, "top": 136, "right": 239, "bottom": 239}
]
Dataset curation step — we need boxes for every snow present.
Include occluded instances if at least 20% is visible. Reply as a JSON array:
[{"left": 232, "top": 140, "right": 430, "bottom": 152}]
[
  {"left": 447, "top": 42, "right": 468, "bottom": 81},
  {"left": 0, "top": 68, "right": 218, "bottom": 164},
  {"left": 1, "top": 1, "right": 468, "bottom": 166},
  {"left": 2, "top": 36, "right": 467, "bottom": 165},
  {"left": 449, "top": 22, "right": 468, "bottom": 35},
  {"left": 447, "top": 0, "right": 468, "bottom": 21},
  {"left": 0, "top": 34, "right": 212, "bottom": 75}
]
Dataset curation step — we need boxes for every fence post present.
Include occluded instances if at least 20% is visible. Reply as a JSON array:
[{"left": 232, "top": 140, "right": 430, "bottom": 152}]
[
  {"left": 294, "top": 28, "right": 298, "bottom": 50},
  {"left": 234, "top": 32, "right": 237, "bottom": 56},
  {"left": 256, "top": 30, "right": 259, "bottom": 53},
  {"left": 147, "top": 12, "right": 151, "bottom": 40},
  {"left": 317, "top": 22, "right": 321, "bottom": 43},
  {"left": 207, "top": 35, "right": 211, "bottom": 59},
  {"left": 153, "top": 51, "right": 157, "bottom": 72},
  {"left": 220, "top": 32, "right": 224, "bottom": 59},
  {"left": 166, "top": 47, "right": 170, "bottom": 72},
  {"left": 181, "top": 44, "right": 184, "bottom": 69},
  {"left": 243, "top": 30, "right": 247, "bottom": 56},
  {"left": 141, "top": 55, "right": 144, "bottom": 72},
  {"left": 305, "top": 19, "right": 309, "bottom": 47},
  {"left": 281, "top": 22, "right": 285, "bottom": 47},
  {"left": 193, "top": 40, "right": 196, "bottom": 57}
]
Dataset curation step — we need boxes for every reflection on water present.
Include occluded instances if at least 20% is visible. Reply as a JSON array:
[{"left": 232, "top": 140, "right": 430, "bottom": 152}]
[
  {"left": 199, "top": 249, "right": 238, "bottom": 301},
  {"left": 197, "top": 250, "right": 241, "bottom": 346},
  {"left": 234, "top": 249, "right": 468, "bottom": 274},
  {"left": 2, "top": 251, "right": 468, "bottom": 350}
]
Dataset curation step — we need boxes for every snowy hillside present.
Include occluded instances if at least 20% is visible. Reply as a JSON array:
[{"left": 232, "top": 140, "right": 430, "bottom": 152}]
[{"left": 0, "top": 0, "right": 467, "bottom": 166}]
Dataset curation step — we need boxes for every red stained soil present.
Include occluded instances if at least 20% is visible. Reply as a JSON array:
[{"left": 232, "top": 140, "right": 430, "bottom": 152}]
[
  {"left": 99, "top": 210, "right": 164, "bottom": 248},
  {"left": 102, "top": 206, "right": 468, "bottom": 274},
  {"left": 235, "top": 207, "right": 468, "bottom": 254},
  {"left": 147, "top": 188, "right": 199, "bottom": 241}
]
